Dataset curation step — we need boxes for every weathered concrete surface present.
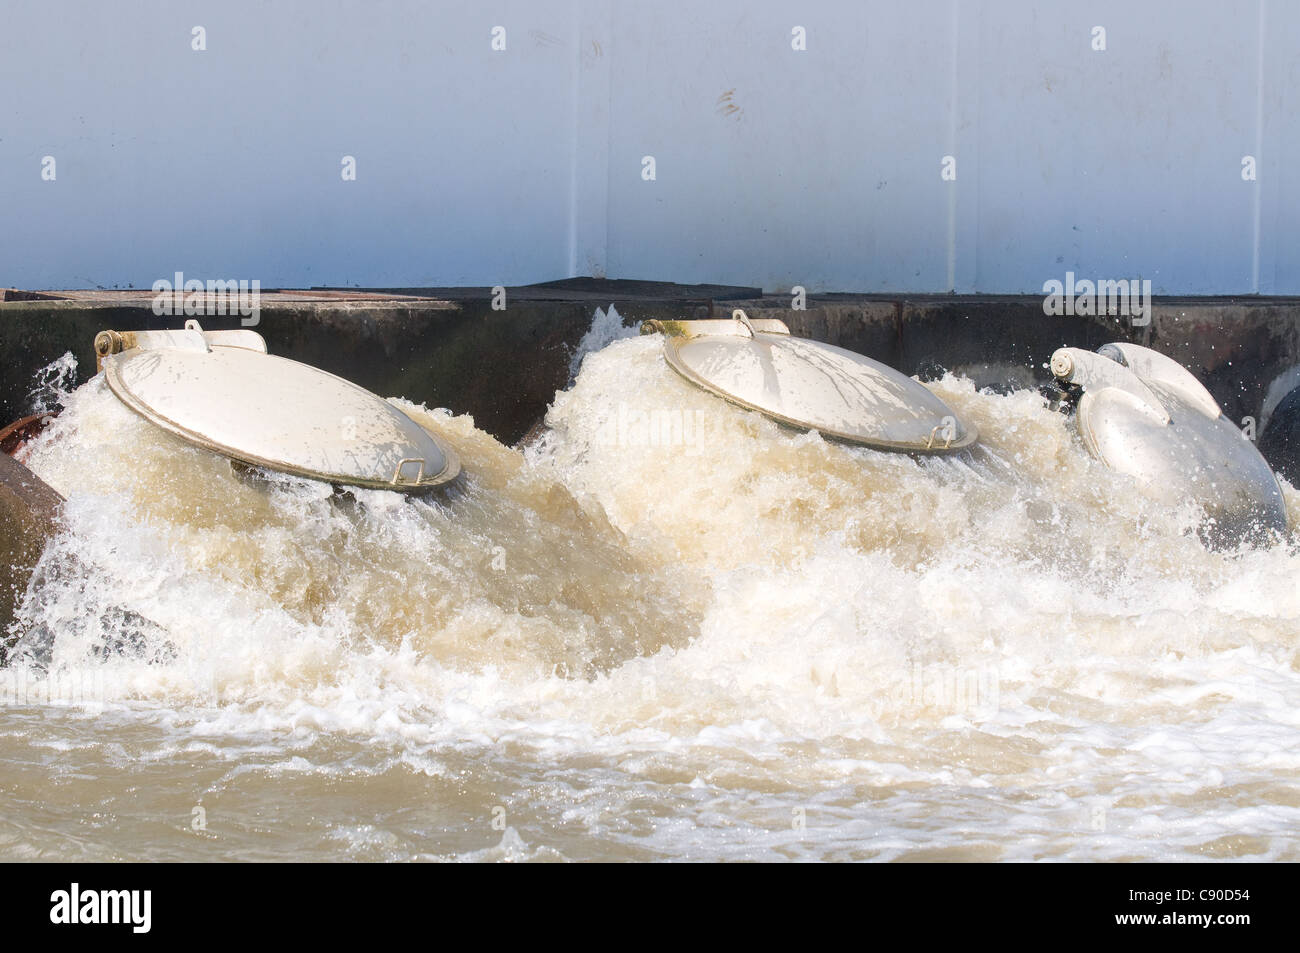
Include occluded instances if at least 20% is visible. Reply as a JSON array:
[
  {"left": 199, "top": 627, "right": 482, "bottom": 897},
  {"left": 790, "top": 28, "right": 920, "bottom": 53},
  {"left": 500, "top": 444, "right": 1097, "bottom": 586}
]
[
  {"left": 330, "top": 278, "right": 762, "bottom": 304},
  {"left": 0, "top": 453, "right": 62, "bottom": 652},
  {"left": 2, "top": 283, "right": 1299, "bottom": 477}
]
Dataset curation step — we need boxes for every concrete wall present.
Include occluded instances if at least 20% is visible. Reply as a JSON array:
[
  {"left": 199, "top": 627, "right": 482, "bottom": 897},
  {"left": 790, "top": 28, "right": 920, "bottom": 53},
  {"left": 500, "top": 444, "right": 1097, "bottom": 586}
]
[
  {"left": 4, "top": 289, "right": 1299, "bottom": 458},
  {"left": 3, "top": 1, "right": 1297, "bottom": 293}
]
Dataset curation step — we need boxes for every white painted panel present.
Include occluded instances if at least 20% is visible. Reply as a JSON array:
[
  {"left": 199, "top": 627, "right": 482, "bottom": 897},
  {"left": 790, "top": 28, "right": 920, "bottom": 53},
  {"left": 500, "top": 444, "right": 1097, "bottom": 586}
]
[
  {"left": 604, "top": 0, "right": 955, "bottom": 292},
  {"left": 0, "top": 1, "right": 1293, "bottom": 293},
  {"left": 0, "top": 1, "right": 577, "bottom": 288},
  {"left": 967, "top": 0, "right": 1261, "bottom": 294}
]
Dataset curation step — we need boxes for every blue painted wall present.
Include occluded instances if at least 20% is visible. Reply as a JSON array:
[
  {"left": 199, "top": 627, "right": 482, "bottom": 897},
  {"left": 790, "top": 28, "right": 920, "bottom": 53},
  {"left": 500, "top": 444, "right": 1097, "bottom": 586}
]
[{"left": 2, "top": 1, "right": 1294, "bottom": 293}]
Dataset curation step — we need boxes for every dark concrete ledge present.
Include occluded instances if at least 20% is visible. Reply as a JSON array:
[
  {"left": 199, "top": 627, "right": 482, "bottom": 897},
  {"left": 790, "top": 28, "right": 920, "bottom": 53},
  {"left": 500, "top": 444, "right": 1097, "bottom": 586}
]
[{"left": 2, "top": 282, "right": 1298, "bottom": 464}]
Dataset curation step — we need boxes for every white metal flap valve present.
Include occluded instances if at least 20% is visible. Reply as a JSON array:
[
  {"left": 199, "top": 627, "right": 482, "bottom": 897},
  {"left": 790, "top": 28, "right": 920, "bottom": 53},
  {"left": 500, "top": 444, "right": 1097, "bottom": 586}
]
[
  {"left": 642, "top": 310, "right": 977, "bottom": 454},
  {"left": 1051, "top": 342, "right": 1288, "bottom": 542},
  {"left": 96, "top": 321, "right": 460, "bottom": 493}
]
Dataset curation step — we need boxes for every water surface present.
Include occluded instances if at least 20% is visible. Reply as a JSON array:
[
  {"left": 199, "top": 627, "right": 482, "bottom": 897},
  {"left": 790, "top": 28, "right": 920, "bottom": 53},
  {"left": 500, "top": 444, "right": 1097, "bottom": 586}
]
[{"left": 5, "top": 333, "right": 1298, "bottom": 861}]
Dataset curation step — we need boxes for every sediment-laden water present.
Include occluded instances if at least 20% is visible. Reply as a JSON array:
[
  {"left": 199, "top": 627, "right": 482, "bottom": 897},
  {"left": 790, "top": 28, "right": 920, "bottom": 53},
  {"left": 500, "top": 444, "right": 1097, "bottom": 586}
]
[{"left": 3, "top": 328, "right": 1298, "bottom": 861}]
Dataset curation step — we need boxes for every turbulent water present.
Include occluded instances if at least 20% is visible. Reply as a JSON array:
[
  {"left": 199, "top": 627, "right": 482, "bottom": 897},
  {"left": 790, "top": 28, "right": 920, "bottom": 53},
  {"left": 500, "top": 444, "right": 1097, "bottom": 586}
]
[{"left": 4, "top": 329, "right": 1299, "bottom": 861}]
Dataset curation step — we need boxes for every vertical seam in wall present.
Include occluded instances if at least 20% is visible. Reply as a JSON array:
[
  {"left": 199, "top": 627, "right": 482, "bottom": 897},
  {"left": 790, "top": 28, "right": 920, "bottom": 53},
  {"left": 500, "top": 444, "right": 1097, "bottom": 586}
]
[
  {"left": 567, "top": 0, "right": 581, "bottom": 277},
  {"left": 946, "top": 0, "right": 960, "bottom": 292},
  {"left": 602, "top": 10, "right": 613, "bottom": 280},
  {"left": 970, "top": 4, "right": 981, "bottom": 293},
  {"left": 1251, "top": 0, "right": 1266, "bottom": 293}
]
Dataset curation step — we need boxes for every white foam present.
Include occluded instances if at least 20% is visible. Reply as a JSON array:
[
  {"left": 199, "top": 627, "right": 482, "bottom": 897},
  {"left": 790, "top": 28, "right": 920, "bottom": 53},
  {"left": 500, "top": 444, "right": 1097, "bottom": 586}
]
[{"left": 8, "top": 330, "right": 1300, "bottom": 861}]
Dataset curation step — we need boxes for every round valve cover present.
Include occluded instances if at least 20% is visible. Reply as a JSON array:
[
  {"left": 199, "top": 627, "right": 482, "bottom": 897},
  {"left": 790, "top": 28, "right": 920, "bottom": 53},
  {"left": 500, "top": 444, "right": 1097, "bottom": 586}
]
[
  {"left": 104, "top": 346, "right": 459, "bottom": 492},
  {"left": 663, "top": 324, "right": 976, "bottom": 453}
]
